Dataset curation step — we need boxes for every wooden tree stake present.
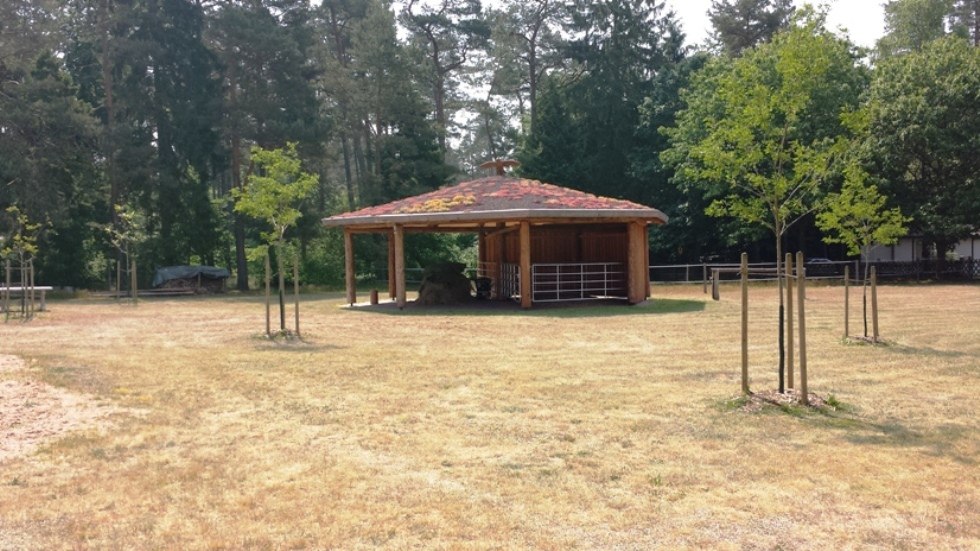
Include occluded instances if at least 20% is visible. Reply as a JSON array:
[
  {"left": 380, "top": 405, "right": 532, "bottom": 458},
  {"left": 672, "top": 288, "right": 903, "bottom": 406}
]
[
  {"left": 796, "top": 251, "right": 808, "bottom": 406},
  {"left": 871, "top": 265, "right": 879, "bottom": 343},
  {"left": 785, "top": 252, "right": 794, "bottom": 389},
  {"left": 740, "top": 252, "right": 749, "bottom": 395},
  {"left": 26, "top": 260, "right": 33, "bottom": 318},
  {"left": 844, "top": 264, "right": 850, "bottom": 339},
  {"left": 131, "top": 259, "right": 138, "bottom": 306},
  {"left": 264, "top": 252, "right": 271, "bottom": 337},
  {"left": 293, "top": 252, "right": 300, "bottom": 337},
  {"left": 4, "top": 259, "right": 10, "bottom": 320}
]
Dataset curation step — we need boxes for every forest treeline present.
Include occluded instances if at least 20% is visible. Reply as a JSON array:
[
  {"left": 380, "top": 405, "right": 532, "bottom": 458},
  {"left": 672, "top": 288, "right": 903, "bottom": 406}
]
[{"left": 1, "top": 0, "right": 977, "bottom": 289}]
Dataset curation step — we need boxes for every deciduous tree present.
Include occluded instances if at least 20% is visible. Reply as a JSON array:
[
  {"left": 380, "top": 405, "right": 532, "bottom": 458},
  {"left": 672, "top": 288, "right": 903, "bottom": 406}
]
[{"left": 663, "top": 12, "right": 867, "bottom": 391}]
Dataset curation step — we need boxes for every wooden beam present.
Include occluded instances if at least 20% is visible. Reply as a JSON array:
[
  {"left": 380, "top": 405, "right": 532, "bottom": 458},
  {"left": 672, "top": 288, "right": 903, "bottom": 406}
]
[
  {"left": 394, "top": 224, "right": 406, "bottom": 309},
  {"left": 519, "top": 221, "right": 532, "bottom": 309},
  {"left": 344, "top": 229, "right": 356, "bottom": 305},
  {"left": 483, "top": 225, "right": 520, "bottom": 240},
  {"left": 387, "top": 231, "right": 396, "bottom": 298},
  {"left": 627, "top": 222, "right": 647, "bottom": 304}
]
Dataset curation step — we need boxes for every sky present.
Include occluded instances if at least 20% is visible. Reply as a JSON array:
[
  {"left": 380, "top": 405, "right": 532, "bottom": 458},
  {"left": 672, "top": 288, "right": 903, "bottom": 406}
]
[{"left": 666, "top": 0, "right": 886, "bottom": 49}]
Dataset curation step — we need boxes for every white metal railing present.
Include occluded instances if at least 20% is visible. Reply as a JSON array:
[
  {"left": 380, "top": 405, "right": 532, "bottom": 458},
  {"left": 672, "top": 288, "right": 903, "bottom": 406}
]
[
  {"left": 501, "top": 263, "right": 520, "bottom": 299},
  {"left": 531, "top": 262, "right": 626, "bottom": 302}
]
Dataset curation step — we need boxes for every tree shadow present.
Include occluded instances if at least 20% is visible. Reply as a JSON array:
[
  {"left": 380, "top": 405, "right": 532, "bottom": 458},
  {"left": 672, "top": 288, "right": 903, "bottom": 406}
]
[{"left": 343, "top": 297, "right": 706, "bottom": 318}]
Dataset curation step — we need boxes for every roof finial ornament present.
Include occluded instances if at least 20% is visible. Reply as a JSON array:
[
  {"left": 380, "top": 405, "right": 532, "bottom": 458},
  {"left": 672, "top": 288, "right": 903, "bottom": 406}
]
[{"left": 479, "top": 158, "right": 520, "bottom": 176}]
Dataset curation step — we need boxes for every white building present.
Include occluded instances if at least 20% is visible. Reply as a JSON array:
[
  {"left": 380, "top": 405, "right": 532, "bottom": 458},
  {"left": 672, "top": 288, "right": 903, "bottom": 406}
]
[{"left": 862, "top": 234, "right": 980, "bottom": 262}]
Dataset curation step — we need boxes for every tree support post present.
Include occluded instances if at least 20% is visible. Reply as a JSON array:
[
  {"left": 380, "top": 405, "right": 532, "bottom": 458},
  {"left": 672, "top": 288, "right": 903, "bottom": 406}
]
[
  {"left": 3, "top": 259, "right": 9, "bottom": 320},
  {"left": 785, "top": 253, "right": 794, "bottom": 390},
  {"left": 740, "top": 252, "right": 749, "bottom": 395},
  {"left": 294, "top": 252, "right": 300, "bottom": 337},
  {"left": 871, "top": 266, "right": 879, "bottom": 342},
  {"left": 796, "top": 251, "right": 808, "bottom": 406},
  {"left": 843, "top": 264, "right": 850, "bottom": 339},
  {"left": 264, "top": 252, "right": 271, "bottom": 337},
  {"left": 131, "top": 259, "right": 138, "bottom": 306}
]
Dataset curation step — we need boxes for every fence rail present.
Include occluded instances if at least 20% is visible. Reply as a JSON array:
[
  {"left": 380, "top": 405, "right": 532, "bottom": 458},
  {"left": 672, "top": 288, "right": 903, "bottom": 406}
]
[{"left": 650, "top": 259, "right": 979, "bottom": 284}]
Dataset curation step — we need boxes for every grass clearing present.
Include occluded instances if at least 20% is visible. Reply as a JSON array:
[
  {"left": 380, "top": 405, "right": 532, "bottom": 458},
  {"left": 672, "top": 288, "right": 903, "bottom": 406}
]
[{"left": 0, "top": 284, "right": 978, "bottom": 548}]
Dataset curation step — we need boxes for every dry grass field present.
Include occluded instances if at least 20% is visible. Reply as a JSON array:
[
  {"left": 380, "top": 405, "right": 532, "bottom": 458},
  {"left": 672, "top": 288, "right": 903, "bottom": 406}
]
[{"left": 0, "top": 283, "right": 978, "bottom": 550}]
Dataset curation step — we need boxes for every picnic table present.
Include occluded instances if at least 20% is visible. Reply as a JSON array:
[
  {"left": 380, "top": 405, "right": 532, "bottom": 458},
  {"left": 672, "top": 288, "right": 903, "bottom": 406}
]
[{"left": 0, "top": 286, "right": 54, "bottom": 311}]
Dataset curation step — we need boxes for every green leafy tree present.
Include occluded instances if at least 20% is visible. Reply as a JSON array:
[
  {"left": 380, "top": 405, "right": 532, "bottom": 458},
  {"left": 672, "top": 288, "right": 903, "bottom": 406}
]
[
  {"left": 662, "top": 12, "right": 868, "bottom": 391},
  {"left": 493, "top": 0, "right": 565, "bottom": 132},
  {"left": 949, "top": 0, "right": 979, "bottom": 45},
  {"left": 522, "top": 0, "right": 687, "bottom": 204},
  {"left": 865, "top": 37, "right": 980, "bottom": 264},
  {"left": 209, "top": 0, "right": 326, "bottom": 290},
  {"left": 102, "top": 203, "right": 148, "bottom": 302},
  {"left": 817, "top": 167, "right": 908, "bottom": 338},
  {"left": 708, "top": 0, "right": 795, "bottom": 56},
  {"left": 877, "top": 0, "right": 953, "bottom": 57},
  {"left": 1, "top": 206, "right": 42, "bottom": 263},
  {"left": 401, "top": 0, "right": 492, "bottom": 154},
  {"left": 233, "top": 144, "right": 318, "bottom": 335}
]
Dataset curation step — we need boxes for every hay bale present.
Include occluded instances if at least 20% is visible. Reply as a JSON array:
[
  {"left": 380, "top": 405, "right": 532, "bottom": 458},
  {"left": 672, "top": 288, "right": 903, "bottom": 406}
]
[{"left": 417, "top": 262, "right": 472, "bottom": 305}]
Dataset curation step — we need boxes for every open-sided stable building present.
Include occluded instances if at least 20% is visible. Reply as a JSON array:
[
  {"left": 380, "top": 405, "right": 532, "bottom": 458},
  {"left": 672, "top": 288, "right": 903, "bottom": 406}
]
[{"left": 322, "top": 172, "right": 668, "bottom": 309}]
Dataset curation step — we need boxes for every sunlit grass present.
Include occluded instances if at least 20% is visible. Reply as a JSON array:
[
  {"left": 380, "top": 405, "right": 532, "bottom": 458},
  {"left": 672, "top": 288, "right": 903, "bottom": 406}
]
[{"left": 0, "top": 283, "right": 977, "bottom": 548}]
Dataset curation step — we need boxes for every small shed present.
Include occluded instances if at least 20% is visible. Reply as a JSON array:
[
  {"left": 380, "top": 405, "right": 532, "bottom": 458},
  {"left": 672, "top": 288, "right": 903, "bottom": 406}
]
[
  {"left": 151, "top": 265, "right": 230, "bottom": 293},
  {"left": 321, "top": 173, "right": 668, "bottom": 308}
]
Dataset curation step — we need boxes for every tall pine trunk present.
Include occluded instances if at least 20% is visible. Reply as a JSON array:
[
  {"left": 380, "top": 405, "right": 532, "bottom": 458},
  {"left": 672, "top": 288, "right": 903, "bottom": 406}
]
[{"left": 228, "top": 59, "right": 249, "bottom": 291}]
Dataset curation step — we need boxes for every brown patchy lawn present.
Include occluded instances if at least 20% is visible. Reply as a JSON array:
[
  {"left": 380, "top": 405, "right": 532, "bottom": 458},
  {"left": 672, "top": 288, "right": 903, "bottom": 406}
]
[{"left": 0, "top": 283, "right": 977, "bottom": 549}]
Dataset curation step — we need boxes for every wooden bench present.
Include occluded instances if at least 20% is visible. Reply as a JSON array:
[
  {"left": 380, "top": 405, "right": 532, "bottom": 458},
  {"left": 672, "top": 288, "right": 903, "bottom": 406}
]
[{"left": 0, "top": 286, "right": 54, "bottom": 311}]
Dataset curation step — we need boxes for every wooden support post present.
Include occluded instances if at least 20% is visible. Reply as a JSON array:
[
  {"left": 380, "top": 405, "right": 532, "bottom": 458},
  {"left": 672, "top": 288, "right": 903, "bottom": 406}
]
[
  {"left": 702, "top": 263, "right": 708, "bottom": 294},
  {"left": 644, "top": 232, "right": 651, "bottom": 299},
  {"left": 843, "top": 264, "right": 850, "bottom": 339},
  {"left": 627, "top": 222, "right": 647, "bottom": 304},
  {"left": 796, "top": 251, "right": 808, "bottom": 406},
  {"left": 871, "top": 265, "right": 879, "bottom": 343},
  {"left": 293, "top": 253, "right": 300, "bottom": 337},
  {"left": 740, "top": 252, "right": 749, "bottom": 395},
  {"left": 344, "top": 229, "right": 356, "bottom": 305},
  {"left": 387, "top": 232, "right": 396, "bottom": 299},
  {"left": 131, "top": 259, "right": 138, "bottom": 306},
  {"left": 711, "top": 269, "right": 720, "bottom": 301},
  {"left": 478, "top": 228, "right": 487, "bottom": 270},
  {"left": 519, "top": 221, "right": 532, "bottom": 309},
  {"left": 264, "top": 252, "right": 271, "bottom": 337},
  {"left": 393, "top": 224, "right": 406, "bottom": 309},
  {"left": 785, "top": 253, "right": 794, "bottom": 390},
  {"left": 116, "top": 259, "right": 122, "bottom": 300}
]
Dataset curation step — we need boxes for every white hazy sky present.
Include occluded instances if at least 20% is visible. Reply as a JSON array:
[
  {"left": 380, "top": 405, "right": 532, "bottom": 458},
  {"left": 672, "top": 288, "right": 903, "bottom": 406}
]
[{"left": 666, "top": 0, "right": 886, "bottom": 49}]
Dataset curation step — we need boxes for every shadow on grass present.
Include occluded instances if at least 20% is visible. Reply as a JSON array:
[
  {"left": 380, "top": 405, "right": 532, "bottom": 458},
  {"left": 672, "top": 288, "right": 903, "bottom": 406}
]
[
  {"left": 882, "top": 343, "right": 977, "bottom": 360},
  {"left": 342, "top": 297, "right": 706, "bottom": 318},
  {"left": 718, "top": 394, "right": 976, "bottom": 465}
]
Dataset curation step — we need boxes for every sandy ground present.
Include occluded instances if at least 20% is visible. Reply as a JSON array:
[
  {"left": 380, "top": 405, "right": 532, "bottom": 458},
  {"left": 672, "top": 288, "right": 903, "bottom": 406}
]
[{"left": 0, "top": 355, "right": 120, "bottom": 463}]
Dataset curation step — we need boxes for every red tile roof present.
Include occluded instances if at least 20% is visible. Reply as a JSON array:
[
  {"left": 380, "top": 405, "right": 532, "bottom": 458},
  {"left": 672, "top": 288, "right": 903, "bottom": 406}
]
[{"left": 323, "top": 176, "right": 667, "bottom": 227}]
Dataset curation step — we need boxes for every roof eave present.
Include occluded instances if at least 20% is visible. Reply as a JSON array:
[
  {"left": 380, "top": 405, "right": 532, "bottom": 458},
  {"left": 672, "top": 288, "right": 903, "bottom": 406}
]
[{"left": 321, "top": 208, "right": 669, "bottom": 228}]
